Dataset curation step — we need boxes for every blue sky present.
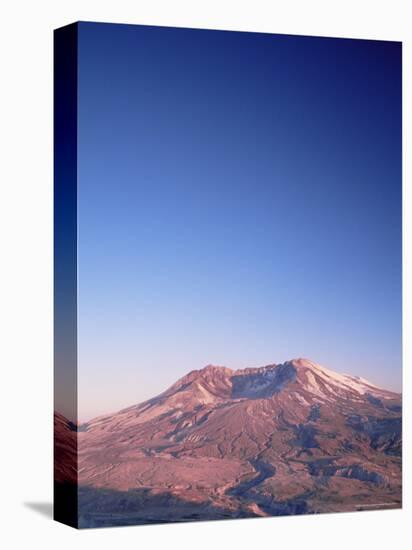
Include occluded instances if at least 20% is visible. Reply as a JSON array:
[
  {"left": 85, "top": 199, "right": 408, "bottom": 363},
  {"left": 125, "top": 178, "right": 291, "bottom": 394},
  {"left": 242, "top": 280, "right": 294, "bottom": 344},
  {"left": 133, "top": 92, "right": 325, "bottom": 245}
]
[{"left": 76, "top": 23, "right": 401, "bottom": 420}]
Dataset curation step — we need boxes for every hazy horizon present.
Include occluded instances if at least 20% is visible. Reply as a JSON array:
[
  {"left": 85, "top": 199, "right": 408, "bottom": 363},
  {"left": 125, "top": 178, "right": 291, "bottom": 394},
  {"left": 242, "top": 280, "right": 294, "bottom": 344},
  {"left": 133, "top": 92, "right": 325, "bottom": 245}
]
[{"left": 71, "top": 24, "right": 401, "bottom": 421}]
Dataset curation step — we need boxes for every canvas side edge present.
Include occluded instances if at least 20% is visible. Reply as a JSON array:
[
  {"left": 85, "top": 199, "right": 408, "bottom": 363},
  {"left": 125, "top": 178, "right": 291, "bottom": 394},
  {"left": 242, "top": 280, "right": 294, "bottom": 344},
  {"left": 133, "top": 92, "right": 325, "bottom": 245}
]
[{"left": 53, "top": 22, "right": 79, "bottom": 529}]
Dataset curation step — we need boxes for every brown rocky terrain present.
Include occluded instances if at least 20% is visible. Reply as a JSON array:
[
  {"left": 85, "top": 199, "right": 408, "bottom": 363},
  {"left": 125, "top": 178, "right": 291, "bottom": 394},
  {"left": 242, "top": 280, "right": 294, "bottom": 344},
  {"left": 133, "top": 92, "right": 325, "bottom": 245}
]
[{"left": 55, "top": 358, "right": 402, "bottom": 527}]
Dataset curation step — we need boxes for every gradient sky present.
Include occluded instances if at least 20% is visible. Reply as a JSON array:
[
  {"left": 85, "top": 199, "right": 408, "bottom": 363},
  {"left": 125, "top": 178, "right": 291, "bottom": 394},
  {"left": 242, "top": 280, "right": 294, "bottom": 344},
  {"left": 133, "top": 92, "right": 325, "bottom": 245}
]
[{"left": 77, "top": 23, "right": 402, "bottom": 421}]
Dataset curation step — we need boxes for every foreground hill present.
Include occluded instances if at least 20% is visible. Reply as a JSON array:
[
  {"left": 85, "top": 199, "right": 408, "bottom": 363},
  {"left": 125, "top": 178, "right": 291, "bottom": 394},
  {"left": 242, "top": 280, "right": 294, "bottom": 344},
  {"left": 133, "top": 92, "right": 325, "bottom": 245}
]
[{"left": 66, "top": 358, "right": 401, "bottom": 526}]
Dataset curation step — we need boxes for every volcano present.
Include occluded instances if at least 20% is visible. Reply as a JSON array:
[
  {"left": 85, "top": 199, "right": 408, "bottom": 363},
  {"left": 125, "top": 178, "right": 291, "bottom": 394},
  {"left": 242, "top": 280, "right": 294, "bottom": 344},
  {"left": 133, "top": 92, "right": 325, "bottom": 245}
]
[{"left": 58, "top": 358, "right": 401, "bottom": 527}]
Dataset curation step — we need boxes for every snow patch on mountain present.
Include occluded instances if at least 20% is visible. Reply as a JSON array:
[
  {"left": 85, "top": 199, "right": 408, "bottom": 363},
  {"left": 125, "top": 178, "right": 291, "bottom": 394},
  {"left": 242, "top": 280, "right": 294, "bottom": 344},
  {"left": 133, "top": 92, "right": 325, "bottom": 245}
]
[{"left": 291, "top": 358, "right": 386, "bottom": 398}]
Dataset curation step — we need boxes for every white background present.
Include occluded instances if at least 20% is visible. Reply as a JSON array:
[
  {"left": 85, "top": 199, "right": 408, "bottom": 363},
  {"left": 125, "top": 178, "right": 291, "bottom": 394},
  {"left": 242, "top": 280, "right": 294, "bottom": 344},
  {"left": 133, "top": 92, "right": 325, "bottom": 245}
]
[{"left": 0, "top": 1, "right": 410, "bottom": 548}]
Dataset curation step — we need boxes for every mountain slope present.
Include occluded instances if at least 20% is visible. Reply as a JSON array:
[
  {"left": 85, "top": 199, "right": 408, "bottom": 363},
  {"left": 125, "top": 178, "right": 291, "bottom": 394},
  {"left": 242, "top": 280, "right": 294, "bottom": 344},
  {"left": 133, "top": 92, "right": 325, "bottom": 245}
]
[{"left": 75, "top": 359, "right": 402, "bottom": 526}]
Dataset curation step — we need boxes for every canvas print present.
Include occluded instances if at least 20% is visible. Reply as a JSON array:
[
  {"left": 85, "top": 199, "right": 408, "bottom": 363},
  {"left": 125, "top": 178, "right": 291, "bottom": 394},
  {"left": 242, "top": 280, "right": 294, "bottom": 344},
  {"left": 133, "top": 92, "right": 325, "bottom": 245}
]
[{"left": 54, "top": 22, "right": 402, "bottom": 529}]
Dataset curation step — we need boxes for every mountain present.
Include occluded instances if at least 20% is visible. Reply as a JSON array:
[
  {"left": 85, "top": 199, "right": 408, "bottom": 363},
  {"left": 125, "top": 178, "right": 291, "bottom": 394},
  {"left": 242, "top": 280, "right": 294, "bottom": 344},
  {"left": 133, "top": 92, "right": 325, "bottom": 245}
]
[
  {"left": 70, "top": 358, "right": 401, "bottom": 527},
  {"left": 54, "top": 411, "right": 77, "bottom": 485}
]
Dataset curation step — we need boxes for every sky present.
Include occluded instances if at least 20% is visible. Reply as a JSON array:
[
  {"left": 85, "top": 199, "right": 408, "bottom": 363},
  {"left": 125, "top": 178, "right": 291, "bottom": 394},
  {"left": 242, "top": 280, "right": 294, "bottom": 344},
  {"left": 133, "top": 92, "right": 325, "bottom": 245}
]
[{"left": 76, "top": 23, "right": 402, "bottom": 421}]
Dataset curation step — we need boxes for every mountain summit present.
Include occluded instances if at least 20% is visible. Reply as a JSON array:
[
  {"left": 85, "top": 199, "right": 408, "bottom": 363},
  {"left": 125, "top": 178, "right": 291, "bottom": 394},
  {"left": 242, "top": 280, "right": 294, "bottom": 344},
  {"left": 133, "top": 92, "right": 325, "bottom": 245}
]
[
  {"left": 110, "top": 358, "right": 398, "bottom": 413},
  {"left": 72, "top": 359, "right": 401, "bottom": 526}
]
